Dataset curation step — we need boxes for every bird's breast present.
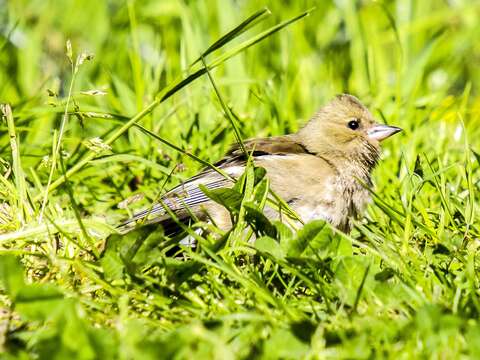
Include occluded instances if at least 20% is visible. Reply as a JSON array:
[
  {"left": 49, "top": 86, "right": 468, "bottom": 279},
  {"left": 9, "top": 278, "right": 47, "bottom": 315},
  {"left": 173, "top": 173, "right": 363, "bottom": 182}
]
[{"left": 257, "top": 154, "right": 372, "bottom": 232}]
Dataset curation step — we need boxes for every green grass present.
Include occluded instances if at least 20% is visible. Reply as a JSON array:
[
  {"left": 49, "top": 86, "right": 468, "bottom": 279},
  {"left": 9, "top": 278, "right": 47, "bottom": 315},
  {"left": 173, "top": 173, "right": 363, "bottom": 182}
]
[{"left": 1, "top": 0, "right": 480, "bottom": 358}]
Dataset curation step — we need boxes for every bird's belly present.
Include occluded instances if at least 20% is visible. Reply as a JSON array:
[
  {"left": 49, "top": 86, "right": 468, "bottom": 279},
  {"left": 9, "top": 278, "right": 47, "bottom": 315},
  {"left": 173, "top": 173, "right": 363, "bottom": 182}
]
[
  {"left": 273, "top": 183, "right": 370, "bottom": 232},
  {"left": 294, "top": 203, "right": 335, "bottom": 224},
  {"left": 256, "top": 154, "right": 371, "bottom": 232}
]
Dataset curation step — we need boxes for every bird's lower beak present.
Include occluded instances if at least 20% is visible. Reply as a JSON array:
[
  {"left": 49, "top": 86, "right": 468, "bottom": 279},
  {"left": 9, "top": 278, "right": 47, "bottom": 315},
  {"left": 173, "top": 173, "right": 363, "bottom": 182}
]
[{"left": 368, "top": 124, "right": 402, "bottom": 141}]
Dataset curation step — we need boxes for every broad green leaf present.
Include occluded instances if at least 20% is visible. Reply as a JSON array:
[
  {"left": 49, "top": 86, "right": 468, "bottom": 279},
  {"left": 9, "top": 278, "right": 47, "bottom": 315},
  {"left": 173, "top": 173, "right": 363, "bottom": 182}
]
[
  {"left": 374, "top": 267, "right": 395, "bottom": 282},
  {"left": 199, "top": 185, "right": 243, "bottom": 214},
  {"left": 0, "top": 254, "right": 25, "bottom": 298},
  {"left": 253, "top": 167, "right": 267, "bottom": 185},
  {"left": 100, "top": 250, "right": 125, "bottom": 281},
  {"left": 15, "top": 284, "right": 65, "bottom": 320},
  {"left": 334, "top": 256, "right": 370, "bottom": 306},
  {"left": 274, "top": 221, "right": 294, "bottom": 242},
  {"left": 262, "top": 328, "right": 309, "bottom": 359},
  {"left": 255, "top": 236, "right": 285, "bottom": 259},
  {"left": 285, "top": 220, "right": 327, "bottom": 257},
  {"left": 244, "top": 205, "right": 277, "bottom": 238}
]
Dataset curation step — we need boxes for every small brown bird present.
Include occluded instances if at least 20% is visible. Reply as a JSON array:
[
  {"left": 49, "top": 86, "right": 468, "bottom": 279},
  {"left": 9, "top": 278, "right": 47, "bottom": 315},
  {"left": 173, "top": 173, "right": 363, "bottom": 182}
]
[{"left": 120, "top": 94, "right": 401, "bottom": 235}]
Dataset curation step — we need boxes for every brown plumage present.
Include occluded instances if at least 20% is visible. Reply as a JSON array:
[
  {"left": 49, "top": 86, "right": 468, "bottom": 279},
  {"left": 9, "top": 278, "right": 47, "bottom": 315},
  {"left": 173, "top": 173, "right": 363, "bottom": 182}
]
[{"left": 119, "top": 94, "right": 401, "bottom": 235}]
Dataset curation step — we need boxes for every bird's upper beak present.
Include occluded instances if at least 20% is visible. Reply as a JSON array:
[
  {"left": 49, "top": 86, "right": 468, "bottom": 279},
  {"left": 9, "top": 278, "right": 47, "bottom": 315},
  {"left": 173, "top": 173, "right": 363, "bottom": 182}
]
[{"left": 367, "top": 124, "right": 402, "bottom": 141}]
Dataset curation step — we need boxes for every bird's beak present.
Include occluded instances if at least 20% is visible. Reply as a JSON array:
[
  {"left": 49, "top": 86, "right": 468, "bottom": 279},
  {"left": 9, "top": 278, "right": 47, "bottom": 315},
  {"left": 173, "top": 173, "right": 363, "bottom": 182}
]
[{"left": 367, "top": 124, "right": 402, "bottom": 141}]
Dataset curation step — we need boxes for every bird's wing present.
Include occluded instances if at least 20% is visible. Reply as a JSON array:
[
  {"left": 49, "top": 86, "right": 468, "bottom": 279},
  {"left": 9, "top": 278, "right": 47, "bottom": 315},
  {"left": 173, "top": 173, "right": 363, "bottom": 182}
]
[
  {"left": 118, "top": 165, "right": 237, "bottom": 233},
  {"left": 222, "top": 135, "right": 313, "bottom": 162},
  {"left": 118, "top": 135, "right": 311, "bottom": 233}
]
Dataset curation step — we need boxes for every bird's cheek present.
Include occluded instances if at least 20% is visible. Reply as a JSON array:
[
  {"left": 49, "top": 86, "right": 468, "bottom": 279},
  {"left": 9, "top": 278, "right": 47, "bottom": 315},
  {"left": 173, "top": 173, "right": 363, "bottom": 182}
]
[
  {"left": 334, "top": 132, "right": 358, "bottom": 144},
  {"left": 365, "top": 137, "right": 380, "bottom": 147}
]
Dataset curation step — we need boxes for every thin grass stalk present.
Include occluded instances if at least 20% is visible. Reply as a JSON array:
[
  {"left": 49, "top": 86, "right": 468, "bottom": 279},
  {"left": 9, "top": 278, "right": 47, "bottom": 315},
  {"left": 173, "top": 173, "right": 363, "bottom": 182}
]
[
  {"left": 39, "top": 41, "right": 78, "bottom": 221},
  {"left": 1, "top": 104, "right": 29, "bottom": 224},
  {"left": 201, "top": 56, "right": 247, "bottom": 156}
]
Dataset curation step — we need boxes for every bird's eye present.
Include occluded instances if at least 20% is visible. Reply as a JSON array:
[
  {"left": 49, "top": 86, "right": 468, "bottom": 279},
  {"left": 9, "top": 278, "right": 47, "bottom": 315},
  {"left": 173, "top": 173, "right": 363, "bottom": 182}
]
[{"left": 347, "top": 119, "right": 360, "bottom": 130}]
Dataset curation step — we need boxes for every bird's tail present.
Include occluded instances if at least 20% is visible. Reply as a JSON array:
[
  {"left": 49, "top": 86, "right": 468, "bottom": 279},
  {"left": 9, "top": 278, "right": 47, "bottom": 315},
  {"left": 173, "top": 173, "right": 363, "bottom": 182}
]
[{"left": 116, "top": 205, "right": 192, "bottom": 238}]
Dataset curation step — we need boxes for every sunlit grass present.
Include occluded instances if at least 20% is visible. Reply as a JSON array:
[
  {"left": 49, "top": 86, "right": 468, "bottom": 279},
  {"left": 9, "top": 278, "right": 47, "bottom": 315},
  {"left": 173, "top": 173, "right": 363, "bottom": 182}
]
[{"left": 0, "top": 0, "right": 480, "bottom": 358}]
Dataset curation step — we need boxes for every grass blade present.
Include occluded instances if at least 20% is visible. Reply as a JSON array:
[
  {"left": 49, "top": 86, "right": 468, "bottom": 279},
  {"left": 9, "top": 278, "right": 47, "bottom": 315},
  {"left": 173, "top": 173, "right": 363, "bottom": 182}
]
[
  {"left": 1, "top": 104, "right": 30, "bottom": 224},
  {"left": 202, "top": 56, "right": 247, "bottom": 156},
  {"left": 191, "top": 7, "right": 271, "bottom": 65},
  {"left": 38, "top": 41, "right": 78, "bottom": 221}
]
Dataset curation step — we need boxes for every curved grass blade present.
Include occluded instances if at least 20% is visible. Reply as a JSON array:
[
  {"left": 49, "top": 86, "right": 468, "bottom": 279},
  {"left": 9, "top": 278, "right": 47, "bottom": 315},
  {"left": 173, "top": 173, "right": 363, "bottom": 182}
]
[
  {"left": 132, "top": 123, "right": 232, "bottom": 180},
  {"left": 377, "top": 3, "right": 403, "bottom": 57},
  {"left": 191, "top": 7, "right": 271, "bottom": 65},
  {"left": 156, "top": 7, "right": 313, "bottom": 104},
  {"left": 1, "top": 104, "right": 30, "bottom": 223},
  {"left": 205, "top": 8, "right": 313, "bottom": 72},
  {"left": 202, "top": 56, "right": 247, "bottom": 156},
  {"left": 0, "top": 20, "right": 19, "bottom": 55}
]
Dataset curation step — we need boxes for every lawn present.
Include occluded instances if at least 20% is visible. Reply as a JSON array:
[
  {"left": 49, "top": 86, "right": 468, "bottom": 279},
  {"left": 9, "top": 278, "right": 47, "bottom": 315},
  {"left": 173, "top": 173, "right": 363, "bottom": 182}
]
[{"left": 1, "top": 0, "right": 480, "bottom": 358}]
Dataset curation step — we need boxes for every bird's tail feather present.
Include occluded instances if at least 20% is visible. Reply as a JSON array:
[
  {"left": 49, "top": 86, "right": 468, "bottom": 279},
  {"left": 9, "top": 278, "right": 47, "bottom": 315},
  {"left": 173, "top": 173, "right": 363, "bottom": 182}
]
[{"left": 116, "top": 207, "right": 194, "bottom": 238}]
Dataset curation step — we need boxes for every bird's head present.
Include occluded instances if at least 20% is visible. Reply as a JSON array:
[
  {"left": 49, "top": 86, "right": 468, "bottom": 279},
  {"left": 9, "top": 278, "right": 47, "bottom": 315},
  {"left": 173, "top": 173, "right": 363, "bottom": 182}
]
[{"left": 297, "top": 94, "right": 402, "bottom": 169}]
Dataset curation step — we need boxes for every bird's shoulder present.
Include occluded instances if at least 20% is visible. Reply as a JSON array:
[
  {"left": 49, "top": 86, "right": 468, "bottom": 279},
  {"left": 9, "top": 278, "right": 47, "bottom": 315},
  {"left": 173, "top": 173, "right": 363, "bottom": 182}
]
[{"left": 227, "top": 134, "right": 311, "bottom": 157}]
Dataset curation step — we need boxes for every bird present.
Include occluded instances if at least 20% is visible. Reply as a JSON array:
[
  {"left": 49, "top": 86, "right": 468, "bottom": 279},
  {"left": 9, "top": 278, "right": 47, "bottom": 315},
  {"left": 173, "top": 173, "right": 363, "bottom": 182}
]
[{"left": 118, "top": 94, "right": 401, "bottom": 236}]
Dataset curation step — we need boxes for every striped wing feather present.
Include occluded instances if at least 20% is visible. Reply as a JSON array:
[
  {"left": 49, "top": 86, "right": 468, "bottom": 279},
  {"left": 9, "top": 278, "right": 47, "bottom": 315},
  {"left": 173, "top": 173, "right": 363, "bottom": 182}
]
[{"left": 119, "top": 135, "right": 310, "bottom": 233}]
